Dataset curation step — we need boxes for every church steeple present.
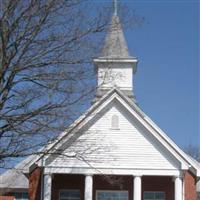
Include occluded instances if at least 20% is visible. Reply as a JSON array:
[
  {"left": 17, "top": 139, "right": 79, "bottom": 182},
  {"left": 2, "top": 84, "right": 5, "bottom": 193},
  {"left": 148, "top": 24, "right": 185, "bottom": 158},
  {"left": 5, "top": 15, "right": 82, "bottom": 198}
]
[
  {"left": 94, "top": 0, "right": 138, "bottom": 100},
  {"left": 101, "top": 0, "right": 131, "bottom": 59},
  {"left": 101, "top": 15, "right": 130, "bottom": 59}
]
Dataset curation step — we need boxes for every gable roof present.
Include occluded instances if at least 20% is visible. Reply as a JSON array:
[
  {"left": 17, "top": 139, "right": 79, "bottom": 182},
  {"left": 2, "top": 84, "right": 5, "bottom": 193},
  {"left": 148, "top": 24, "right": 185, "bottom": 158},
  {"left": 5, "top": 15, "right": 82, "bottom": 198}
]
[
  {"left": 0, "top": 156, "right": 35, "bottom": 194},
  {"left": 1, "top": 88, "right": 199, "bottom": 192},
  {"left": 36, "top": 88, "right": 200, "bottom": 177}
]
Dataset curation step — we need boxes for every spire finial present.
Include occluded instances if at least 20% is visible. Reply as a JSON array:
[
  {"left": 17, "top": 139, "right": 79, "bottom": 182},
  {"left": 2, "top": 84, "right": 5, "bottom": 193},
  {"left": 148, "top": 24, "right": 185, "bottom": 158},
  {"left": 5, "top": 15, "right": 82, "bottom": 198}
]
[{"left": 113, "top": 0, "right": 118, "bottom": 16}]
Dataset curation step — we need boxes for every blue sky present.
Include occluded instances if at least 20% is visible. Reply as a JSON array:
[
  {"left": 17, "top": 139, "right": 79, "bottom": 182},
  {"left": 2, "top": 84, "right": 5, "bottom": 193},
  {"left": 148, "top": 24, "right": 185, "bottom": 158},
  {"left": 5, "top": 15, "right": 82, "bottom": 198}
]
[{"left": 117, "top": 0, "right": 199, "bottom": 148}]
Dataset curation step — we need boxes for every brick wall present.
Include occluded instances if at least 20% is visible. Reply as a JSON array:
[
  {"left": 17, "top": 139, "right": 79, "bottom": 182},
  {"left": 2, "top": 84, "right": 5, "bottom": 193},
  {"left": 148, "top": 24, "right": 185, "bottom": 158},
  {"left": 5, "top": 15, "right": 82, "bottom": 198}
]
[
  {"left": 0, "top": 196, "right": 14, "bottom": 200},
  {"left": 93, "top": 175, "right": 133, "bottom": 200},
  {"left": 142, "top": 176, "right": 174, "bottom": 200},
  {"left": 184, "top": 171, "right": 196, "bottom": 200},
  {"left": 29, "top": 167, "right": 43, "bottom": 200},
  {"left": 52, "top": 174, "right": 85, "bottom": 200}
]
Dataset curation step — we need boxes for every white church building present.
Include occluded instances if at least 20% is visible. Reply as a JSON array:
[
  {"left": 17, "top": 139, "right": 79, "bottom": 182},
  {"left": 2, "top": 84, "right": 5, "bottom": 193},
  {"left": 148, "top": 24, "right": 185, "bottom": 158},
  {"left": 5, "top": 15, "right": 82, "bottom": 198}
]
[{"left": 0, "top": 2, "right": 200, "bottom": 200}]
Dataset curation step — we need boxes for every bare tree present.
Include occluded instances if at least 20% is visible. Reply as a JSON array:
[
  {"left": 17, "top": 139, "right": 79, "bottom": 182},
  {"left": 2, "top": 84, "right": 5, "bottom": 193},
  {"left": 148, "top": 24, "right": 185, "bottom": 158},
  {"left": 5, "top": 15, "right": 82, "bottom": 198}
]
[
  {"left": 0, "top": 0, "right": 111, "bottom": 168},
  {"left": 184, "top": 144, "right": 200, "bottom": 162},
  {"left": 0, "top": 0, "right": 143, "bottom": 169}
]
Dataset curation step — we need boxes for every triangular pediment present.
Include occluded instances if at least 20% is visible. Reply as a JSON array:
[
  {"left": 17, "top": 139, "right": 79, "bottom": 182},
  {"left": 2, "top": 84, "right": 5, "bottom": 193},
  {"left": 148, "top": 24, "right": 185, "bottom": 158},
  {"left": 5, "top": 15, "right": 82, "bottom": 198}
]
[
  {"left": 46, "top": 98, "right": 181, "bottom": 171},
  {"left": 42, "top": 89, "right": 193, "bottom": 173},
  {"left": 37, "top": 89, "right": 199, "bottom": 177}
]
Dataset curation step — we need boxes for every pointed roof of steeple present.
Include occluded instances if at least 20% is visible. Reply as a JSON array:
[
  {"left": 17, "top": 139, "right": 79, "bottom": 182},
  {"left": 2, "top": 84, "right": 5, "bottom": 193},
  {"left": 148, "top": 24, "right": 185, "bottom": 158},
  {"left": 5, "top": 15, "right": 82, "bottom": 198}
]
[{"left": 100, "top": 14, "right": 132, "bottom": 59}]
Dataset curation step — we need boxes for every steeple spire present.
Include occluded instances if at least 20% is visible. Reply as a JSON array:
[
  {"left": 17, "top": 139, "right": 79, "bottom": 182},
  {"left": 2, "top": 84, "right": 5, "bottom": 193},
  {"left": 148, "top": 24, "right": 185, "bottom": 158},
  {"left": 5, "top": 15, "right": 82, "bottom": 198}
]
[
  {"left": 100, "top": 15, "right": 130, "bottom": 59},
  {"left": 100, "top": 1, "right": 132, "bottom": 59},
  {"left": 113, "top": 0, "right": 118, "bottom": 16}
]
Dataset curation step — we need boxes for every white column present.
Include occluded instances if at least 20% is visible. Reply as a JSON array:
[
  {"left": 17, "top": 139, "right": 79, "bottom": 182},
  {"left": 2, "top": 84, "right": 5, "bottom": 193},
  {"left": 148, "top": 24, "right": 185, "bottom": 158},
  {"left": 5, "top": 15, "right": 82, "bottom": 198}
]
[
  {"left": 174, "top": 176, "right": 183, "bottom": 200},
  {"left": 43, "top": 174, "right": 52, "bottom": 200},
  {"left": 134, "top": 176, "right": 142, "bottom": 200},
  {"left": 85, "top": 174, "right": 93, "bottom": 200}
]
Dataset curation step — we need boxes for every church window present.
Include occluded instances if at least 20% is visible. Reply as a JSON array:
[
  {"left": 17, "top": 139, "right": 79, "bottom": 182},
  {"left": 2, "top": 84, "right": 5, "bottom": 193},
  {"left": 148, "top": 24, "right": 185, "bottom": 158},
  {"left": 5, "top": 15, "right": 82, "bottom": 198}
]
[
  {"left": 144, "top": 192, "right": 165, "bottom": 200},
  {"left": 59, "top": 189, "right": 80, "bottom": 200},
  {"left": 96, "top": 190, "right": 128, "bottom": 200},
  {"left": 111, "top": 115, "right": 119, "bottom": 129},
  {"left": 13, "top": 192, "right": 28, "bottom": 200}
]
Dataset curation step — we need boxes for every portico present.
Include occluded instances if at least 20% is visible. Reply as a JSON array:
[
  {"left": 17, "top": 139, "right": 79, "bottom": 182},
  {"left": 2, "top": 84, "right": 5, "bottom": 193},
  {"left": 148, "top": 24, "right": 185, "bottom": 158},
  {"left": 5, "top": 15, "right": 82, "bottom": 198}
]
[{"left": 42, "top": 172, "right": 183, "bottom": 200}]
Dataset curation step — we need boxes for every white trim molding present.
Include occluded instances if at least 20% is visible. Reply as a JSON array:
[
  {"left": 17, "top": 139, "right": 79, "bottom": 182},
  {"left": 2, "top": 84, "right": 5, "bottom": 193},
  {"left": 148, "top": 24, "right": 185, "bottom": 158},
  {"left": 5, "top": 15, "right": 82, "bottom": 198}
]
[
  {"left": 85, "top": 174, "right": 93, "bottom": 200},
  {"left": 133, "top": 176, "right": 142, "bottom": 200},
  {"left": 44, "top": 167, "right": 181, "bottom": 177},
  {"left": 174, "top": 176, "right": 183, "bottom": 200},
  {"left": 43, "top": 174, "right": 52, "bottom": 200}
]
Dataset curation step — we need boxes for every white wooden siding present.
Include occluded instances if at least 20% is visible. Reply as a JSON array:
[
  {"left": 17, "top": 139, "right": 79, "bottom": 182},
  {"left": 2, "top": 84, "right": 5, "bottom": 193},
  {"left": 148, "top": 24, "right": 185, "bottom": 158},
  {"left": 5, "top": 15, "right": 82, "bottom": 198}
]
[
  {"left": 98, "top": 66, "right": 133, "bottom": 90},
  {"left": 47, "top": 101, "right": 180, "bottom": 170}
]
